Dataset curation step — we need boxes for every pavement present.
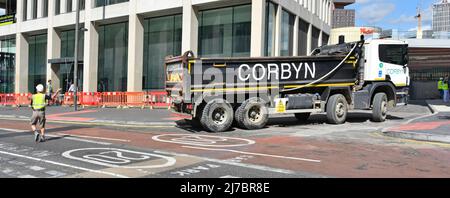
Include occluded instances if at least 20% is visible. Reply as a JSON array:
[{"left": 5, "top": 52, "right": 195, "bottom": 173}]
[{"left": 383, "top": 100, "right": 450, "bottom": 144}]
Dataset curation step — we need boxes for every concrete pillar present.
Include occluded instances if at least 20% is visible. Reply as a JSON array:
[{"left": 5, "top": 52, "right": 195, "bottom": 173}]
[
  {"left": 127, "top": 0, "right": 144, "bottom": 92},
  {"left": 318, "top": 30, "right": 323, "bottom": 47},
  {"left": 181, "top": 0, "right": 199, "bottom": 55},
  {"left": 73, "top": 0, "right": 77, "bottom": 12},
  {"left": 292, "top": 16, "right": 299, "bottom": 56},
  {"left": 306, "top": 23, "right": 312, "bottom": 55},
  {"left": 15, "top": 33, "right": 29, "bottom": 93},
  {"left": 250, "top": 0, "right": 266, "bottom": 57},
  {"left": 83, "top": 21, "right": 99, "bottom": 92},
  {"left": 274, "top": 5, "right": 282, "bottom": 56},
  {"left": 47, "top": 28, "right": 61, "bottom": 90},
  {"left": 27, "top": 0, "right": 33, "bottom": 20},
  {"left": 61, "top": 0, "right": 67, "bottom": 14}
]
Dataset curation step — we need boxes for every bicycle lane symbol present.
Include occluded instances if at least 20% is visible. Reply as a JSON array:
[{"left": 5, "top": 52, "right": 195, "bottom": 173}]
[{"left": 62, "top": 148, "right": 176, "bottom": 169}]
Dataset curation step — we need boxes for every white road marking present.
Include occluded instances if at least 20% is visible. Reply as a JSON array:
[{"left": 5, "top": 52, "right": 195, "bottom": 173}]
[
  {"left": 45, "top": 134, "right": 112, "bottom": 145},
  {"left": 46, "top": 170, "right": 66, "bottom": 177},
  {"left": 62, "top": 148, "right": 176, "bottom": 169},
  {"left": 220, "top": 175, "right": 240, "bottom": 178},
  {"left": 18, "top": 175, "right": 37, "bottom": 178},
  {"left": 28, "top": 166, "right": 46, "bottom": 171},
  {"left": 55, "top": 133, "right": 130, "bottom": 142},
  {"left": 0, "top": 128, "right": 27, "bottom": 133},
  {"left": 152, "top": 134, "right": 255, "bottom": 148},
  {"left": 182, "top": 146, "right": 321, "bottom": 163},
  {"left": 154, "top": 150, "right": 295, "bottom": 175},
  {"left": 0, "top": 150, "right": 128, "bottom": 178}
]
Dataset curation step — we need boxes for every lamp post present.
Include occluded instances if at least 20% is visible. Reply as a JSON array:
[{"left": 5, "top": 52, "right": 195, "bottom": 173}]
[{"left": 74, "top": 0, "right": 80, "bottom": 111}]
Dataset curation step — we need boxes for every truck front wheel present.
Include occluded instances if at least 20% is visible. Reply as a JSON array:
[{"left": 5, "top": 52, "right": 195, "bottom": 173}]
[
  {"left": 236, "top": 98, "right": 269, "bottom": 130},
  {"left": 200, "top": 99, "right": 234, "bottom": 132},
  {"left": 372, "top": 93, "right": 388, "bottom": 122},
  {"left": 327, "top": 94, "right": 348, "bottom": 124}
]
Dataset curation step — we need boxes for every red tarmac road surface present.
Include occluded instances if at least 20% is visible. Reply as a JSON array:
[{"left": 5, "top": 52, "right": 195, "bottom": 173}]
[{"left": 1, "top": 119, "right": 450, "bottom": 178}]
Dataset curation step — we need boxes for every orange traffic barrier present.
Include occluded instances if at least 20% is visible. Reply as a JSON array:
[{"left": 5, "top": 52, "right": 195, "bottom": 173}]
[
  {"left": 124, "top": 92, "right": 147, "bottom": 108},
  {"left": 63, "top": 92, "right": 82, "bottom": 106},
  {"left": 100, "top": 92, "right": 125, "bottom": 107},
  {"left": 15, "top": 93, "right": 31, "bottom": 107},
  {"left": 80, "top": 92, "right": 100, "bottom": 106},
  {"left": 148, "top": 91, "right": 170, "bottom": 109}
]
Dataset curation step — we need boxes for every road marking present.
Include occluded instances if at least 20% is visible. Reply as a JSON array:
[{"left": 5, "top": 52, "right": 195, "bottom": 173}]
[
  {"left": 28, "top": 166, "right": 46, "bottom": 171},
  {"left": 0, "top": 150, "right": 128, "bottom": 178},
  {"left": 152, "top": 134, "right": 256, "bottom": 148},
  {"left": 0, "top": 128, "right": 27, "bottom": 133},
  {"left": 18, "top": 175, "right": 37, "bottom": 178},
  {"left": 62, "top": 148, "right": 176, "bottom": 169},
  {"left": 154, "top": 150, "right": 295, "bottom": 175},
  {"left": 55, "top": 133, "right": 131, "bottom": 142},
  {"left": 371, "top": 132, "right": 450, "bottom": 148},
  {"left": 182, "top": 146, "right": 321, "bottom": 163}
]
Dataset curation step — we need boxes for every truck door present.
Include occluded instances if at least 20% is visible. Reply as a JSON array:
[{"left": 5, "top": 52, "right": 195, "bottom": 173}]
[{"left": 378, "top": 44, "right": 409, "bottom": 87}]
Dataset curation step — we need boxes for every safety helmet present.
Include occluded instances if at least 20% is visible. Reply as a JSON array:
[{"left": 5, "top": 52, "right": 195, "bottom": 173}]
[
  {"left": 440, "top": 78, "right": 444, "bottom": 80},
  {"left": 36, "top": 84, "right": 44, "bottom": 93}
]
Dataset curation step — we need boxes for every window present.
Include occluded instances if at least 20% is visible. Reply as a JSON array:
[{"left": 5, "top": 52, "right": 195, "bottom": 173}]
[
  {"left": 280, "top": 9, "right": 295, "bottom": 56},
  {"left": 28, "top": 34, "right": 47, "bottom": 93},
  {"left": 55, "top": 0, "right": 60, "bottom": 15},
  {"left": 143, "top": 15, "right": 182, "bottom": 90},
  {"left": 67, "top": 0, "right": 73, "bottom": 13},
  {"left": 322, "top": 33, "right": 329, "bottom": 46},
  {"left": 311, "top": 26, "right": 320, "bottom": 50},
  {"left": 298, "top": 19, "right": 309, "bottom": 55},
  {"left": 43, "top": 0, "right": 48, "bottom": 17},
  {"left": 32, "top": 0, "right": 37, "bottom": 19},
  {"left": 98, "top": 22, "right": 128, "bottom": 92},
  {"left": 198, "top": 4, "right": 251, "bottom": 57},
  {"left": 95, "top": 0, "right": 129, "bottom": 7},
  {"left": 379, "top": 45, "right": 408, "bottom": 66},
  {"left": 59, "top": 30, "right": 84, "bottom": 93},
  {"left": 265, "top": 1, "right": 277, "bottom": 56},
  {"left": 23, "top": 0, "right": 27, "bottom": 20},
  {"left": 0, "top": 38, "right": 15, "bottom": 94}
]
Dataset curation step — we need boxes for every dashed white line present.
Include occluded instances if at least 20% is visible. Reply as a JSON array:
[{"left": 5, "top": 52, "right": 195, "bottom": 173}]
[
  {"left": 55, "top": 133, "right": 130, "bottom": 143},
  {"left": 182, "top": 146, "right": 321, "bottom": 163},
  {"left": 0, "top": 150, "right": 128, "bottom": 178}
]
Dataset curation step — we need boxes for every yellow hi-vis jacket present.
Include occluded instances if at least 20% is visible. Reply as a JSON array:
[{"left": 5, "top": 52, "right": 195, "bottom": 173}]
[
  {"left": 443, "top": 82, "right": 449, "bottom": 91},
  {"left": 438, "top": 80, "right": 444, "bottom": 90},
  {"left": 32, "top": 93, "right": 46, "bottom": 110}
]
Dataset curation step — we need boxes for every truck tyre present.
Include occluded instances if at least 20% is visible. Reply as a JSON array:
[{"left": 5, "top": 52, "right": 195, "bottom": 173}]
[
  {"left": 235, "top": 98, "right": 269, "bottom": 130},
  {"left": 327, "top": 94, "right": 348, "bottom": 124},
  {"left": 372, "top": 93, "right": 388, "bottom": 122},
  {"left": 294, "top": 113, "right": 311, "bottom": 122},
  {"left": 200, "top": 99, "right": 234, "bottom": 132}
]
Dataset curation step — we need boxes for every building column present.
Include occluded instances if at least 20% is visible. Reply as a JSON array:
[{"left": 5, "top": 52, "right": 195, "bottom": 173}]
[
  {"left": 306, "top": 23, "right": 312, "bottom": 55},
  {"left": 82, "top": 0, "right": 98, "bottom": 92},
  {"left": 293, "top": 16, "right": 299, "bottom": 56},
  {"left": 73, "top": 0, "right": 77, "bottom": 12},
  {"left": 274, "top": 5, "right": 282, "bottom": 56},
  {"left": 127, "top": 0, "right": 144, "bottom": 92},
  {"left": 26, "top": 0, "right": 33, "bottom": 20},
  {"left": 250, "top": 0, "right": 266, "bottom": 57},
  {"left": 47, "top": 28, "right": 61, "bottom": 90},
  {"left": 61, "top": 0, "right": 67, "bottom": 14},
  {"left": 181, "top": 0, "right": 199, "bottom": 55},
  {"left": 15, "top": 33, "right": 29, "bottom": 93},
  {"left": 318, "top": 30, "right": 323, "bottom": 47}
]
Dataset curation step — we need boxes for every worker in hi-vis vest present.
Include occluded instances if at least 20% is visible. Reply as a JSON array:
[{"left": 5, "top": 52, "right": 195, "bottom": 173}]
[
  {"left": 444, "top": 76, "right": 450, "bottom": 103},
  {"left": 438, "top": 78, "right": 444, "bottom": 99},
  {"left": 30, "top": 84, "right": 61, "bottom": 143}
]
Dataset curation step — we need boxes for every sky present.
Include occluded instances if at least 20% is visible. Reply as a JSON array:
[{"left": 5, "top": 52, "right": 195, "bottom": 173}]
[{"left": 348, "top": 0, "right": 444, "bottom": 31}]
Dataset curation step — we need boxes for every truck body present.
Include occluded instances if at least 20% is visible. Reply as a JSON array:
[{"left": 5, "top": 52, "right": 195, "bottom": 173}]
[{"left": 165, "top": 38, "right": 410, "bottom": 132}]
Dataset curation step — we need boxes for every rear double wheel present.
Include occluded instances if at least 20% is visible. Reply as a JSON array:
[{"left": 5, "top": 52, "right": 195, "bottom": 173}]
[
  {"left": 200, "top": 99, "right": 234, "bottom": 132},
  {"left": 235, "top": 98, "right": 269, "bottom": 130},
  {"left": 326, "top": 94, "right": 348, "bottom": 124}
]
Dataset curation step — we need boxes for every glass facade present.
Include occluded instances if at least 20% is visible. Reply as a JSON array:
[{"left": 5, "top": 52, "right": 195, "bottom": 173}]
[
  {"left": 59, "top": 30, "right": 84, "bottom": 93},
  {"left": 298, "top": 19, "right": 309, "bottom": 55},
  {"left": 143, "top": 15, "right": 182, "bottom": 90},
  {"left": 198, "top": 4, "right": 251, "bottom": 57},
  {"left": 0, "top": 39, "right": 15, "bottom": 93},
  {"left": 28, "top": 34, "right": 47, "bottom": 93},
  {"left": 265, "top": 1, "right": 277, "bottom": 56},
  {"left": 311, "top": 26, "right": 320, "bottom": 50},
  {"left": 95, "top": 0, "right": 129, "bottom": 7},
  {"left": 322, "top": 33, "right": 329, "bottom": 46},
  {"left": 98, "top": 22, "right": 128, "bottom": 92},
  {"left": 280, "top": 9, "right": 295, "bottom": 56}
]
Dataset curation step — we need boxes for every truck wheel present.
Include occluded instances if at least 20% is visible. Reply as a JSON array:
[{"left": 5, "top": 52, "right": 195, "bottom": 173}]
[
  {"left": 372, "top": 93, "right": 388, "bottom": 122},
  {"left": 294, "top": 113, "right": 311, "bottom": 121},
  {"left": 200, "top": 99, "right": 234, "bottom": 132},
  {"left": 327, "top": 94, "right": 348, "bottom": 124},
  {"left": 235, "top": 98, "right": 269, "bottom": 130}
]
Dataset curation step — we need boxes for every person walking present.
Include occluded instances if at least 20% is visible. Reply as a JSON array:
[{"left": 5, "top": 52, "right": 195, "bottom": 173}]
[
  {"left": 438, "top": 77, "right": 444, "bottom": 99},
  {"left": 46, "top": 80, "right": 54, "bottom": 105},
  {"left": 30, "top": 84, "right": 61, "bottom": 143}
]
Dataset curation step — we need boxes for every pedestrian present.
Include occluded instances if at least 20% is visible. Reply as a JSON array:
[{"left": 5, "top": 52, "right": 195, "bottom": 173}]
[
  {"left": 46, "top": 80, "right": 53, "bottom": 105},
  {"left": 68, "top": 83, "right": 76, "bottom": 93},
  {"left": 438, "top": 77, "right": 444, "bottom": 99},
  {"left": 443, "top": 76, "right": 449, "bottom": 103},
  {"left": 30, "top": 84, "right": 61, "bottom": 143}
]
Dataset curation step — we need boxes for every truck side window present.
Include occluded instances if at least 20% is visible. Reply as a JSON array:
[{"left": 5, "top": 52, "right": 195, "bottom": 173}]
[{"left": 379, "top": 44, "right": 408, "bottom": 66}]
